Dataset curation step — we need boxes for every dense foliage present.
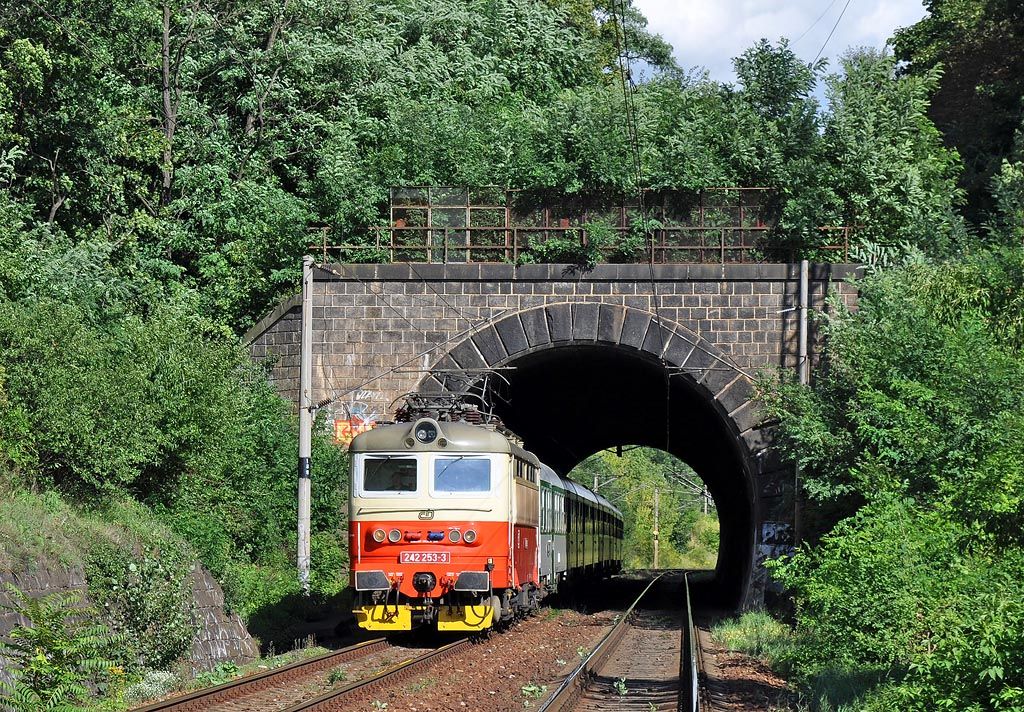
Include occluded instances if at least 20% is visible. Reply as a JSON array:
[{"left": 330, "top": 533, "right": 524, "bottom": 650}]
[
  {"left": 0, "top": 586, "right": 122, "bottom": 712},
  {"left": 1, "top": 1, "right": 968, "bottom": 329},
  {"left": 894, "top": 0, "right": 1024, "bottom": 220},
  {"left": 569, "top": 447, "right": 718, "bottom": 570},
  {"left": 763, "top": 248, "right": 1024, "bottom": 710}
]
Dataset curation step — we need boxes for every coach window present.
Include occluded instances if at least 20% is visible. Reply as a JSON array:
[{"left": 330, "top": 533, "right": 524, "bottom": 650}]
[
  {"left": 362, "top": 456, "right": 418, "bottom": 493},
  {"left": 433, "top": 457, "right": 491, "bottom": 493}
]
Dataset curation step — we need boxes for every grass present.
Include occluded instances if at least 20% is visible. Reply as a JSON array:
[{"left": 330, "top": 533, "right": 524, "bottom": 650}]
[
  {"left": 96, "top": 644, "right": 336, "bottom": 710},
  {"left": 0, "top": 489, "right": 192, "bottom": 573},
  {"left": 711, "top": 611, "right": 795, "bottom": 666},
  {"left": 0, "top": 490, "right": 334, "bottom": 710},
  {"left": 406, "top": 675, "right": 435, "bottom": 692},
  {"left": 544, "top": 606, "right": 563, "bottom": 621},
  {"left": 678, "top": 514, "right": 720, "bottom": 570},
  {"left": 711, "top": 613, "right": 898, "bottom": 712},
  {"left": 629, "top": 512, "right": 720, "bottom": 570}
]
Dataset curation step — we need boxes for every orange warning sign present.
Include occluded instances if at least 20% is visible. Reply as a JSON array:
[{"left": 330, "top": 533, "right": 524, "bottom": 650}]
[{"left": 334, "top": 418, "right": 375, "bottom": 446}]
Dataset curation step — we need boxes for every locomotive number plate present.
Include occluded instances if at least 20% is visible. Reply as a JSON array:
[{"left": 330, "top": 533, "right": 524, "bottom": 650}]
[{"left": 399, "top": 551, "right": 451, "bottom": 564}]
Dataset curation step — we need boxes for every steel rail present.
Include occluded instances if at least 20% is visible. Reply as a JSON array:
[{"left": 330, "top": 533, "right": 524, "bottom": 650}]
[
  {"left": 538, "top": 573, "right": 667, "bottom": 711},
  {"left": 279, "top": 637, "right": 472, "bottom": 712},
  {"left": 131, "top": 638, "right": 388, "bottom": 712},
  {"left": 681, "top": 572, "right": 701, "bottom": 712}
]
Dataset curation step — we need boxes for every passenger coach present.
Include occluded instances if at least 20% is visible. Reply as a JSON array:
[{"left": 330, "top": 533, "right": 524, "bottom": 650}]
[{"left": 348, "top": 417, "right": 622, "bottom": 632}]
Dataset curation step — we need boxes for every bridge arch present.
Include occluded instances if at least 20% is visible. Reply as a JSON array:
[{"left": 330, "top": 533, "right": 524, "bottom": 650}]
[{"left": 418, "top": 303, "right": 770, "bottom": 608}]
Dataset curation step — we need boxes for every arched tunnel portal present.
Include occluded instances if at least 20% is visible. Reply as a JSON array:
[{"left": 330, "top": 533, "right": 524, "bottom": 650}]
[{"left": 420, "top": 304, "right": 770, "bottom": 609}]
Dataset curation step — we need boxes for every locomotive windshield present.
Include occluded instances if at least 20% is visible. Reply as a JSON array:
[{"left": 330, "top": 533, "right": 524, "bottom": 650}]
[
  {"left": 433, "top": 457, "right": 490, "bottom": 493},
  {"left": 363, "top": 456, "right": 417, "bottom": 492}
]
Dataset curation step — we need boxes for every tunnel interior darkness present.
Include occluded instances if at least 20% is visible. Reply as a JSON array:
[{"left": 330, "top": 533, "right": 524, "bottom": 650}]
[{"left": 480, "top": 344, "right": 754, "bottom": 609}]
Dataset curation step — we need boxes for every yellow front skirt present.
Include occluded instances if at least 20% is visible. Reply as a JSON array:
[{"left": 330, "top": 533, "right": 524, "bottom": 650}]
[{"left": 354, "top": 604, "right": 495, "bottom": 632}]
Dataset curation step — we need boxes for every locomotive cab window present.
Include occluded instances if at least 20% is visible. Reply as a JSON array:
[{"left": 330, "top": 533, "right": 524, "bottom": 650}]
[
  {"left": 362, "top": 456, "right": 418, "bottom": 493},
  {"left": 433, "top": 457, "right": 491, "bottom": 493}
]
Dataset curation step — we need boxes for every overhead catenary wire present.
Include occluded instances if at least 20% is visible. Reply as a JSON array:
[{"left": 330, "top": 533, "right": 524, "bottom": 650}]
[
  {"left": 408, "top": 263, "right": 488, "bottom": 328},
  {"left": 791, "top": 0, "right": 842, "bottom": 45},
  {"left": 607, "top": 1, "right": 665, "bottom": 353},
  {"left": 608, "top": 0, "right": 671, "bottom": 452},
  {"left": 310, "top": 296, "right": 753, "bottom": 409},
  {"left": 310, "top": 7, "right": 757, "bottom": 414},
  {"left": 311, "top": 260, "right": 505, "bottom": 411},
  {"left": 318, "top": 263, "right": 431, "bottom": 341},
  {"left": 307, "top": 263, "right": 430, "bottom": 413},
  {"left": 813, "top": 0, "right": 855, "bottom": 64},
  {"left": 313, "top": 307, "right": 513, "bottom": 410}
]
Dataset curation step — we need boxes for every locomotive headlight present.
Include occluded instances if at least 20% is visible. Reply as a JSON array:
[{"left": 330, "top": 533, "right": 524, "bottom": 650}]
[
  {"left": 388, "top": 528, "right": 402, "bottom": 543},
  {"left": 449, "top": 529, "right": 462, "bottom": 543},
  {"left": 463, "top": 529, "right": 478, "bottom": 543},
  {"left": 372, "top": 528, "right": 386, "bottom": 543},
  {"left": 414, "top": 421, "right": 438, "bottom": 444}
]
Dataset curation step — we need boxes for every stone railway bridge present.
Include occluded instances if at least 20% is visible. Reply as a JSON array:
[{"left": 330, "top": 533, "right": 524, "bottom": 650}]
[{"left": 247, "top": 262, "right": 861, "bottom": 608}]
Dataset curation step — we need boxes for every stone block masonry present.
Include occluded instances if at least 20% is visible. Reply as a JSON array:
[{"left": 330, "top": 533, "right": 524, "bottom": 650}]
[{"left": 247, "top": 262, "right": 860, "bottom": 423}]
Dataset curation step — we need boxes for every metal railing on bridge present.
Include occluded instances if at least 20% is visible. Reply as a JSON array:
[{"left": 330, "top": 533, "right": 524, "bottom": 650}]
[
  {"left": 309, "top": 187, "right": 854, "bottom": 265},
  {"left": 311, "top": 224, "right": 853, "bottom": 264}
]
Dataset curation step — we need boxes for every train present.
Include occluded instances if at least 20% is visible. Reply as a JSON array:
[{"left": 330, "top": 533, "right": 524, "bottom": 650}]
[{"left": 348, "top": 416, "right": 624, "bottom": 632}]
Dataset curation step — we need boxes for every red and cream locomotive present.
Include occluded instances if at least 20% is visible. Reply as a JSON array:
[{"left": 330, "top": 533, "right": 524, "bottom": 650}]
[{"left": 348, "top": 417, "right": 623, "bottom": 632}]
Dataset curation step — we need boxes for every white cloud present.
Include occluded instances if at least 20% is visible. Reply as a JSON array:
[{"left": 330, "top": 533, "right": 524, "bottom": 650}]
[{"left": 634, "top": 0, "right": 928, "bottom": 83}]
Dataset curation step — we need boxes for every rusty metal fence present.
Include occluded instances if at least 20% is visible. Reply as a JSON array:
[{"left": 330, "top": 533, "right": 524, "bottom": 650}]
[{"left": 310, "top": 187, "right": 854, "bottom": 264}]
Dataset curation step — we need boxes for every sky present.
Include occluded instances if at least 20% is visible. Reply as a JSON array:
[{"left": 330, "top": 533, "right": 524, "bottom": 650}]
[{"left": 633, "top": 0, "right": 929, "bottom": 84}]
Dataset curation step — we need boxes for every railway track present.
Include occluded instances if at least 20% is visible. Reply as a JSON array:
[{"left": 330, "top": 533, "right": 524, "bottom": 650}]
[
  {"left": 278, "top": 636, "right": 471, "bottom": 711},
  {"left": 134, "top": 571, "right": 703, "bottom": 712},
  {"left": 129, "top": 636, "right": 471, "bottom": 712},
  {"left": 539, "top": 571, "right": 703, "bottom": 712}
]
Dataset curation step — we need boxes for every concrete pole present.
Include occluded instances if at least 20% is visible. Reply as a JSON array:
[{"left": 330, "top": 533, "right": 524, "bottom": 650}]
[
  {"left": 794, "top": 259, "right": 809, "bottom": 547},
  {"left": 653, "top": 488, "right": 660, "bottom": 569},
  {"left": 798, "top": 259, "right": 809, "bottom": 385},
  {"left": 297, "top": 255, "right": 314, "bottom": 593}
]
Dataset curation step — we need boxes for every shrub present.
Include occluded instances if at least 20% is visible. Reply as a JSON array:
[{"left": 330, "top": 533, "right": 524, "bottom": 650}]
[
  {"left": 222, "top": 559, "right": 301, "bottom": 623},
  {"left": 520, "top": 228, "right": 602, "bottom": 269},
  {"left": 906, "top": 553, "right": 1024, "bottom": 711},
  {"left": 85, "top": 543, "right": 197, "bottom": 671},
  {"left": 309, "top": 531, "right": 348, "bottom": 598},
  {"left": 762, "top": 250, "right": 1024, "bottom": 708},
  {"left": 0, "top": 586, "right": 122, "bottom": 711},
  {"left": 768, "top": 497, "right": 959, "bottom": 677},
  {"left": 0, "top": 492, "right": 201, "bottom": 674}
]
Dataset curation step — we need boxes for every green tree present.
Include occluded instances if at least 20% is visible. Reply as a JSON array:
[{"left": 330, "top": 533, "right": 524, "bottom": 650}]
[
  {"left": 822, "top": 49, "right": 965, "bottom": 255},
  {"left": 569, "top": 447, "right": 715, "bottom": 569},
  {"left": 894, "top": 0, "right": 1024, "bottom": 219}
]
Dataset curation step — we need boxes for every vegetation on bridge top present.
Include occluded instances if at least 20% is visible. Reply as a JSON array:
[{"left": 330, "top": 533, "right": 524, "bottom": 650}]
[{"left": 0, "top": 0, "right": 974, "bottom": 331}]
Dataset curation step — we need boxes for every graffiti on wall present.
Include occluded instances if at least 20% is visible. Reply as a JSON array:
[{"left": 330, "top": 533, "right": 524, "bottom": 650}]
[
  {"left": 756, "top": 521, "right": 795, "bottom": 594},
  {"left": 332, "top": 390, "right": 381, "bottom": 445}
]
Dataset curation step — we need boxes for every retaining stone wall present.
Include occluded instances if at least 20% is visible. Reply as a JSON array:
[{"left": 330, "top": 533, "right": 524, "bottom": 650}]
[
  {"left": 0, "top": 564, "right": 258, "bottom": 682},
  {"left": 188, "top": 567, "right": 259, "bottom": 671}
]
